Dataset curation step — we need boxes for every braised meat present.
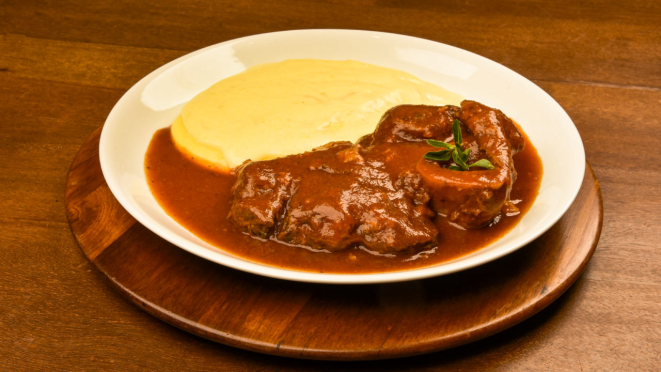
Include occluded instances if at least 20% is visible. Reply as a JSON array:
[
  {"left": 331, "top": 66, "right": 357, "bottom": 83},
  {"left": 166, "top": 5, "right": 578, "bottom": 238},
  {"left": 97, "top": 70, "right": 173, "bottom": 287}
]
[
  {"left": 228, "top": 100, "right": 524, "bottom": 252},
  {"left": 358, "top": 104, "right": 460, "bottom": 146},
  {"left": 416, "top": 101, "right": 524, "bottom": 228},
  {"left": 228, "top": 141, "right": 437, "bottom": 253}
]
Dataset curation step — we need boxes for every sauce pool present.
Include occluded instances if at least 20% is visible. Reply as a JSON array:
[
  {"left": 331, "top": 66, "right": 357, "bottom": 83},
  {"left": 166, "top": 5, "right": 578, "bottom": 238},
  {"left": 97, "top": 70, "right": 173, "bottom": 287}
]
[{"left": 145, "top": 127, "right": 542, "bottom": 274}]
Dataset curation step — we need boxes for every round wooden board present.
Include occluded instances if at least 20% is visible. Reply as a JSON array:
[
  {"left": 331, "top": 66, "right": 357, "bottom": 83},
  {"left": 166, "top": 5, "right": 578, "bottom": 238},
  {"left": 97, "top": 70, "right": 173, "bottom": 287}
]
[{"left": 65, "top": 127, "right": 603, "bottom": 361}]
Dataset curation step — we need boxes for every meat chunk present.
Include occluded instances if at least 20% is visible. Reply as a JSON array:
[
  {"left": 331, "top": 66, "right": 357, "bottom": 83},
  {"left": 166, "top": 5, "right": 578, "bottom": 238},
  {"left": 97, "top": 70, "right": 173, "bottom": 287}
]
[
  {"left": 228, "top": 142, "right": 438, "bottom": 253},
  {"left": 416, "top": 101, "right": 523, "bottom": 228},
  {"left": 228, "top": 162, "right": 294, "bottom": 238},
  {"left": 359, "top": 104, "right": 460, "bottom": 146}
]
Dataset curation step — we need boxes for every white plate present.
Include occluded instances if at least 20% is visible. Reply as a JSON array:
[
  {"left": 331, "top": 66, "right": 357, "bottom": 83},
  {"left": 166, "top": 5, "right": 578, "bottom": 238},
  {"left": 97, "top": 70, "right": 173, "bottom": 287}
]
[{"left": 99, "top": 30, "right": 585, "bottom": 284}]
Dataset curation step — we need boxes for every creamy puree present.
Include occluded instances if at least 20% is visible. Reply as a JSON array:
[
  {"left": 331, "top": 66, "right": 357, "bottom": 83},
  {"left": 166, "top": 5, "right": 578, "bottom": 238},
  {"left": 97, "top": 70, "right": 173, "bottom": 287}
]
[{"left": 172, "top": 59, "right": 462, "bottom": 169}]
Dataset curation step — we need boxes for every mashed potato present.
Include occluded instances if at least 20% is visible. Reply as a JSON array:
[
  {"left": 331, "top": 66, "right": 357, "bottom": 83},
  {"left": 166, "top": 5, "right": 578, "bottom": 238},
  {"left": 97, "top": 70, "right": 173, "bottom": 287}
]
[{"left": 172, "top": 59, "right": 462, "bottom": 170}]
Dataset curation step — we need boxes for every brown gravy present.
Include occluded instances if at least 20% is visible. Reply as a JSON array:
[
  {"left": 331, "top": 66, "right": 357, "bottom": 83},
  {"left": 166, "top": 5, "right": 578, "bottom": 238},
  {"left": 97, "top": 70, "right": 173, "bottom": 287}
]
[{"left": 145, "top": 127, "right": 542, "bottom": 274}]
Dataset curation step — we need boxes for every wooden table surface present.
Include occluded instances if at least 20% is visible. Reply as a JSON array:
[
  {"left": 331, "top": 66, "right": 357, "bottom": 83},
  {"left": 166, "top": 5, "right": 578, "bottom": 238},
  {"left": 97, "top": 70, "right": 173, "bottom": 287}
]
[{"left": 1, "top": 0, "right": 660, "bottom": 370}]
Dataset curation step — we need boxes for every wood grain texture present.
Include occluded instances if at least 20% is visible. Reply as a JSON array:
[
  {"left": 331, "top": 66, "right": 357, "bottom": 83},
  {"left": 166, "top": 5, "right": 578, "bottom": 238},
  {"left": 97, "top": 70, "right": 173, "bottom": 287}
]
[
  {"left": 63, "top": 128, "right": 602, "bottom": 360},
  {"left": 2, "top": 0, "right": 661, "bottom": 370}
]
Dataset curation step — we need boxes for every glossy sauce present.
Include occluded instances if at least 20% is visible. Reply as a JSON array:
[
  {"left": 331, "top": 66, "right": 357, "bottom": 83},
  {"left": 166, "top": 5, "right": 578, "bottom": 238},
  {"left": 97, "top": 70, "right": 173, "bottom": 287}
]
[{"left": 145, "top": 127, "right": 542, "bottom": 274}]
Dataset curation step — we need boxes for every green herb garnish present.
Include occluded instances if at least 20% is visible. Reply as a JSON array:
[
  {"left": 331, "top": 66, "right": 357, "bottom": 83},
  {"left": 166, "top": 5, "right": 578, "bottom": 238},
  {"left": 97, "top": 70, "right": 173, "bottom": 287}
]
[{"left": 423, "top": 120, "right": 495, "bottom": 171}]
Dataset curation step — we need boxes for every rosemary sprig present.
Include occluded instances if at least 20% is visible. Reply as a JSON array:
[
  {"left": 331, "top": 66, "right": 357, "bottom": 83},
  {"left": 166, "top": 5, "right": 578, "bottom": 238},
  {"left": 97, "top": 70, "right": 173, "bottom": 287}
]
[{"left": 423, "top": 120, "right": 495, "bottom": 171}]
